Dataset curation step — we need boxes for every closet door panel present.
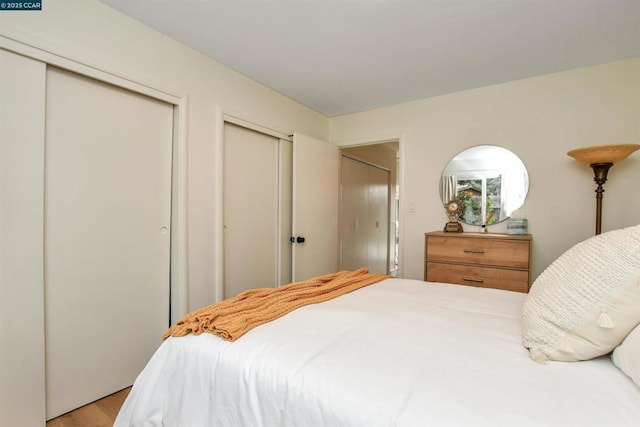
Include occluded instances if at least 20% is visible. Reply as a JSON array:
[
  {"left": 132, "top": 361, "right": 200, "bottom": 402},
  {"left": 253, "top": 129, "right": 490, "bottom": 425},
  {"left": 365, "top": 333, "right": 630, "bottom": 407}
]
[
  {"left": 367, "top": 166, "right": 390, "bottom": 274},
  {"left": 223, "top": 123, "right": 279, "bottom": 297},
  {"left": 44, "top": 67, "right": 172, "bottom": 419},
  {"left": 0, "top": 48, "right": 47, "bottom": 427},
  {"left": 279, "top": 139, "right": 293, "bottom": 286},
  {"left": 340, "top": 156, "right": 369, "bottom": 271}
]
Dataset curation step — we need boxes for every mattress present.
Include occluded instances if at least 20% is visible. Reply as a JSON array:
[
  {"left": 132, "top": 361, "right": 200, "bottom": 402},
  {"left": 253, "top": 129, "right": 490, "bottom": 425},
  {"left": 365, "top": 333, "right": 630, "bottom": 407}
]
[{"left": 115, "top": 278, "right": 640, "bottom": 426}]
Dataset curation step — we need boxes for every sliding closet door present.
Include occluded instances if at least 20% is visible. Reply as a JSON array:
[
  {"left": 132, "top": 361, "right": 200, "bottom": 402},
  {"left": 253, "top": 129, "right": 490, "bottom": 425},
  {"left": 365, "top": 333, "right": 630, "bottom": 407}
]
[
  {"left": 367, "top": 166, "right": 390, "bottom": 274},
  {"left": 0, "top": 49, "right": 47, "bottom": 427},
  {"left": 340, "top": 156, "right": 369, "bottom": 271},
  {"left": 44, "top": 67, "right": 173, "bottom": 419},
  {"left": 279, "top": 139, "right": 293, "bottom": 285},
  {"left": 224, "top": 123, "right": 292, "bottom": 298}
]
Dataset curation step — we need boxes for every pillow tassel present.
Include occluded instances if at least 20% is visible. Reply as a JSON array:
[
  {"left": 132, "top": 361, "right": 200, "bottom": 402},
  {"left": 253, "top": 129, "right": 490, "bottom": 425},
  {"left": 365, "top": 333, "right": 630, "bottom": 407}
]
[
  {"left": 529, "top": 348, "right": 547, "bottom": 364},
  {"left": 597, "top": 306, "right": 614, "bottom": 329},
  {"left": 559, "top": 338, "right": 574, "bottom": 354}
]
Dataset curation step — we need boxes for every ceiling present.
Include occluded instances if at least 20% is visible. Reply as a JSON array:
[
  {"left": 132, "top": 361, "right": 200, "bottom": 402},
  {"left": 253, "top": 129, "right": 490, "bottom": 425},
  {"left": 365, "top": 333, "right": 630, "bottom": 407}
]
[{"left": 100, "top": 1, "right": 640, "bottom": 117}]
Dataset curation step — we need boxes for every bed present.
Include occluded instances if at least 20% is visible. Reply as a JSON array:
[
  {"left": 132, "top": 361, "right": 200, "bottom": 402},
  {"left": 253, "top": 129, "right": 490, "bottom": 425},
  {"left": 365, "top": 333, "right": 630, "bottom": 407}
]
[{"left": 115, "top": 226, "right": 640, "bottom": 426}]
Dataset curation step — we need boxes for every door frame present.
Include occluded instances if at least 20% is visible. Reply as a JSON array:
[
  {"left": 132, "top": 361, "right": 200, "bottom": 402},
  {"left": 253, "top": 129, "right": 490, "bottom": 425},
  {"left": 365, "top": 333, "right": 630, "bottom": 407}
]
[{"left": 336, "top": 134, "right": 405, "bottom": 278}]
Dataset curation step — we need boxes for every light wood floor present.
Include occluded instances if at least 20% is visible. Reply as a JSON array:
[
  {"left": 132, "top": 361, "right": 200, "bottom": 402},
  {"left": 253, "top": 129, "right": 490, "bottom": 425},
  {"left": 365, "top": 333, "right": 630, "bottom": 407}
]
[{"left": 46, "top": 387, "right": 131, "bottom": 427}]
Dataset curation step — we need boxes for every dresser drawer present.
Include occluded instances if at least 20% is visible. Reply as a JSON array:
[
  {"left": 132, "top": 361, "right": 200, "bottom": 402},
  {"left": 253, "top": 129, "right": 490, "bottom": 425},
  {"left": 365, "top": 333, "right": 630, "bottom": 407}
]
[
  {"left": 426, "top": 262, "right": 529, "bottom": 293},
  {"left": 426, "top": 235, "right": 530, "bottom": 269}
]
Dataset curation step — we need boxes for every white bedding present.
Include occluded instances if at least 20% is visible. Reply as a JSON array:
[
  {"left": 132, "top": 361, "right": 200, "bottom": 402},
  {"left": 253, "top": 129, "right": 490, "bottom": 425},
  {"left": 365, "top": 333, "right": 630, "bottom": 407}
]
[{"left": 115, "top": 279, "right": 640, "bottom": 426}]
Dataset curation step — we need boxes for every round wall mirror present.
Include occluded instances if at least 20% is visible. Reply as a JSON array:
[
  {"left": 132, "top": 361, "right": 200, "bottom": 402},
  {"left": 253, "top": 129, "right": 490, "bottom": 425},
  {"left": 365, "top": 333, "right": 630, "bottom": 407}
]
[{"left": 440, "top": 145, "right": 529, "bottom": 226}]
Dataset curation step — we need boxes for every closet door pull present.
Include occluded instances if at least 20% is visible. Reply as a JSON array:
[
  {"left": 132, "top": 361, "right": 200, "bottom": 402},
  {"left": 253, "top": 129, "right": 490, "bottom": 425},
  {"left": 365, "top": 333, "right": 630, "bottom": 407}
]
[{"left": 463, "top": 277, "right": 484, "bottom": 283}]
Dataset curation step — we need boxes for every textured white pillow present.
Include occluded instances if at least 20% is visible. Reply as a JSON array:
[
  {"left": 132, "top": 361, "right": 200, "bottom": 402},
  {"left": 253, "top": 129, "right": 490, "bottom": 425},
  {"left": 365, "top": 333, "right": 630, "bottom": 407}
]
[
  {"left": 522, "top": 224, "right": 640, "bottom": 362},
  {"left": 612, "top": 324, "right": 640, "bottom": 387}
]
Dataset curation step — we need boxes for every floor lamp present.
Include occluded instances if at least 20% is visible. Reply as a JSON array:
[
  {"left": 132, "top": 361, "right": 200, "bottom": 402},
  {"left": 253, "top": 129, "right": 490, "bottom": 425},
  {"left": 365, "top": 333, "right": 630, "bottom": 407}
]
[{"left": 567, "top": 144, "right": 640, "bottom": 235}]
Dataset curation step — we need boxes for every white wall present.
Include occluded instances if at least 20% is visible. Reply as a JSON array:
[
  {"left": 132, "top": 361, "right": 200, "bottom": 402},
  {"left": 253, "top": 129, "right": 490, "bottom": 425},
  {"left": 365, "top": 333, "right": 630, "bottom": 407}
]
[
  {"left": 330, "top": 58, "right": 640, "bottom": 281},
  {"left": 0, "top": 0, "right": 329, "bottom": 311}
]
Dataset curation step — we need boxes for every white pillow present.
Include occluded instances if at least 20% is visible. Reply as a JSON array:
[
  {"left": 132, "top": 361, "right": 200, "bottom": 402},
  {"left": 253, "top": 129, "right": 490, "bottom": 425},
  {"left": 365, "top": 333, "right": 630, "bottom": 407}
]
[
  {"left": 612, "top": 324, "right": 640, "bottom": 387},
  {"left": 522, "top": 224, "right": 640, "bottom": 362}
]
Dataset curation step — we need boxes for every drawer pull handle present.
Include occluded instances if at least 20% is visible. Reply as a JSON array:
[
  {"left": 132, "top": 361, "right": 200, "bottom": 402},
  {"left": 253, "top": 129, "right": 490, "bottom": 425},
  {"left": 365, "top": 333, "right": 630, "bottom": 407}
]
[
  {"left": 463, "top": 277, "right": 484, "bottom": 283},
  {"left": 463, "top": 249, "right": 485, "bottom": 254}
]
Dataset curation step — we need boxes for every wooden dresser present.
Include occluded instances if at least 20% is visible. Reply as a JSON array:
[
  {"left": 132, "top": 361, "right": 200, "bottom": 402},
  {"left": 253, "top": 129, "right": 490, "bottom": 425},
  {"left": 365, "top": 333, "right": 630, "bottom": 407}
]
[{"left": 424, "top": 232, "right": 532, "bottom": 293}]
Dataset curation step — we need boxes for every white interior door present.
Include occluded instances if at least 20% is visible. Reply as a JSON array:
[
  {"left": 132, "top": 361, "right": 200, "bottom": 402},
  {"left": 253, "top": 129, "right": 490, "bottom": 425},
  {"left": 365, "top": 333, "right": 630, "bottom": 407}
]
[
  {"left": 292, "top": 133, "right": 339, "bottom": 281},
  {"left": 44, "top": 67, "right": 173, "bottom": 419}
]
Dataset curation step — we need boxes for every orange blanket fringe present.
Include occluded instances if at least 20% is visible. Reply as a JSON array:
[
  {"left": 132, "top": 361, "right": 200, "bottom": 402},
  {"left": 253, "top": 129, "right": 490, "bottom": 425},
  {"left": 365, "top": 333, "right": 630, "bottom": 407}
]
[{"left": 163, "top": 268, "right": 390, "bottom": 342}]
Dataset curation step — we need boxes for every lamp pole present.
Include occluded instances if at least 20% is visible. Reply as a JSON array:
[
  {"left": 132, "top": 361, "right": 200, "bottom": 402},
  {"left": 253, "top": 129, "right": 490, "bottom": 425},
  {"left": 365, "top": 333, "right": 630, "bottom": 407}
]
[{"left": 590, "top": 162, "right": 613, "bottom": 235}]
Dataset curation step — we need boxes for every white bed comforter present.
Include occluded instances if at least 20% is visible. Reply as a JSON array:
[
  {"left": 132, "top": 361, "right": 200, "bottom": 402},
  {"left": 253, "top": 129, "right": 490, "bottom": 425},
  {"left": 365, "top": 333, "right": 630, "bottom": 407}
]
[{"left": 115, "top": 279, "right": 640, "bottom": 426}]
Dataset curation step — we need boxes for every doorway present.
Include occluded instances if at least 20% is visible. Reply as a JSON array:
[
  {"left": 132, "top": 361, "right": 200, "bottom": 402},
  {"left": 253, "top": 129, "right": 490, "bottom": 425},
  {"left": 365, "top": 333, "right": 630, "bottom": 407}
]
[{"left": 340, "top": 141, "right": 400, "bottom": 276}]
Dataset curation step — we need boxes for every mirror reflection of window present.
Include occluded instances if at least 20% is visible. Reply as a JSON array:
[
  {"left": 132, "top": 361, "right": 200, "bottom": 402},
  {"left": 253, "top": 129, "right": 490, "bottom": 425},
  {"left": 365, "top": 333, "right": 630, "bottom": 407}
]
[
  {"left": 457, "top": 178, "right": 482, "bottom": 224},
  {"left": 440, "top": 145, "right": 529, "bottom": 227},
  {"left": 456, "top": 176, "right": 502, "bottom": 225}
]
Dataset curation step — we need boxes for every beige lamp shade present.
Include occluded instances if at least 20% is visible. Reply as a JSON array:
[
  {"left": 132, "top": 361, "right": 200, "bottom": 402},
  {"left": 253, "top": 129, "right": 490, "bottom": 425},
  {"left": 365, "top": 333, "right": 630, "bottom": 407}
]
[
  {"left": 567, "top": 144, "right": 640, "bottom": 164},
  {"left": 567, "top": 143, "right": 639, "bottom": 236}
]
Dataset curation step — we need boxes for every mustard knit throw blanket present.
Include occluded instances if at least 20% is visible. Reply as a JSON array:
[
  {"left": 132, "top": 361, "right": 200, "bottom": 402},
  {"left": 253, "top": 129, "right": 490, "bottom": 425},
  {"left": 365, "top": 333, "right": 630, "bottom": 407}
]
[{"left": 163, "top": 268, "right": 390, "bottom": 342}]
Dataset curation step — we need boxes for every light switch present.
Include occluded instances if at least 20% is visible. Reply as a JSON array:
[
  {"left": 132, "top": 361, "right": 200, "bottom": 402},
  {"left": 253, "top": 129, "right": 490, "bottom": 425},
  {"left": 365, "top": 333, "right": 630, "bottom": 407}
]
[{"left": 409, "top": 202, "right": 416, "bottom": 213}]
